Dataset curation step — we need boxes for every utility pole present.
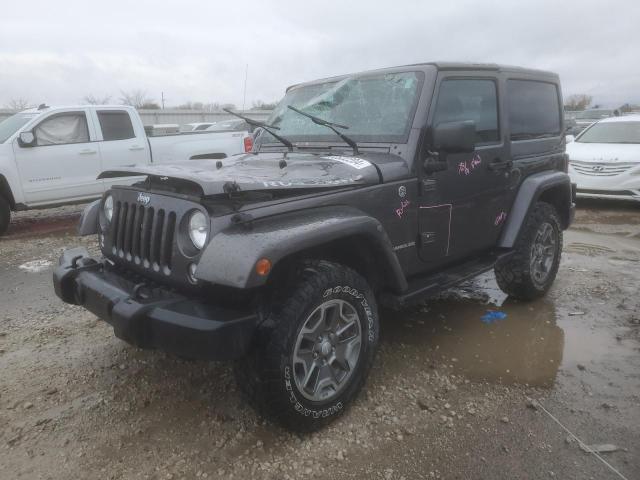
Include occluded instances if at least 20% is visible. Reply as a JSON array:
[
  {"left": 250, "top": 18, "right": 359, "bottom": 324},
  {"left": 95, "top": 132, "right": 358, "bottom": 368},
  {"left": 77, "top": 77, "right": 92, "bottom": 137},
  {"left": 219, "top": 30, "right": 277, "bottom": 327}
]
[
  {"left": 242, "top": 64, "right": 248, "bottom": 112},
  {"left": 161, "top": 91, "right": 165, "bottom": 110}
]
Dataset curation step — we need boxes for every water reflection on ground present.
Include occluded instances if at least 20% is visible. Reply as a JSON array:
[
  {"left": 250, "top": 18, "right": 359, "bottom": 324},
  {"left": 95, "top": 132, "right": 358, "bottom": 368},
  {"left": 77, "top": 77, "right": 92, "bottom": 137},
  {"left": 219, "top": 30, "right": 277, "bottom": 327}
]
[{"left": 381, "top": 283, "right": 564, "bottom": 387}]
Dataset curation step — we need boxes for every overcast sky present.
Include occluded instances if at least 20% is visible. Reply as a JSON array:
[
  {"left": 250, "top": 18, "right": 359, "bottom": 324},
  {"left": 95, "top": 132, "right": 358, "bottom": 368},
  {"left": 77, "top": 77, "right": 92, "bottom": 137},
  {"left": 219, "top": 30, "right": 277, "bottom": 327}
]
[{"left": 1, "top": 0, "right": 638, "bottom": 109}]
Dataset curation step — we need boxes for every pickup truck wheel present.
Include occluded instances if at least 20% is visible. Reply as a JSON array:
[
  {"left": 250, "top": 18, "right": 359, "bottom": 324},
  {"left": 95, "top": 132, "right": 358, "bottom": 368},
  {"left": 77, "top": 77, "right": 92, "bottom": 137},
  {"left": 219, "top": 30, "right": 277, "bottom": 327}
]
[
  {"left": 0, "top": 196, "right": 10, "bottom": 236},
  {"left": 234, "top": 260, "right": 379, "bottom": 432},
  {"left": 495, "top": 201, "right": 562, "bottom": 300}
]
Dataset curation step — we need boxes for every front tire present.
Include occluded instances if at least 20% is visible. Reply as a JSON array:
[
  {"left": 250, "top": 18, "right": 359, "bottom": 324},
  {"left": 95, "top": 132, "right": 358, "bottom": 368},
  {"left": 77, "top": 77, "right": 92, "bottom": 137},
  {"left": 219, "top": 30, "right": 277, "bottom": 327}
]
[
  {"left": 0, "top": 196, "right": 10, "bottom": 236},
  {"left": 234, "top": 260, "right": 379, "bottom": 432},
  {"left": 495, "top": 202, "right": 562, "bottom": 300}
]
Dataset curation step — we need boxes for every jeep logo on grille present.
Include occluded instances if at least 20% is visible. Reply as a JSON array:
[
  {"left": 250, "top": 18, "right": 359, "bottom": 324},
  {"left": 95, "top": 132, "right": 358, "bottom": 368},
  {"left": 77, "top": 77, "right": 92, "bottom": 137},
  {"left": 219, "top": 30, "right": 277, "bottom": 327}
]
[
  {"left": 592, "top": 165, "right": 605, "bottom": 172},
  {"left": 137, "top": 193, "right": 151, "bottom": 205}
]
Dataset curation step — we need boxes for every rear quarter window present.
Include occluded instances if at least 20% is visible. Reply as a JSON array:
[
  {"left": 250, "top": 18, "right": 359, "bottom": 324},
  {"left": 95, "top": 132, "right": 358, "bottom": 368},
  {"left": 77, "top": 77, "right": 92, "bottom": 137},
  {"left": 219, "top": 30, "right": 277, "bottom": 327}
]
[
  {"left": 97, "top": 111, "right": 136, "bottom": 141},
  {"left": 507, "top": 80, "right": 561, "bottom": 140}
]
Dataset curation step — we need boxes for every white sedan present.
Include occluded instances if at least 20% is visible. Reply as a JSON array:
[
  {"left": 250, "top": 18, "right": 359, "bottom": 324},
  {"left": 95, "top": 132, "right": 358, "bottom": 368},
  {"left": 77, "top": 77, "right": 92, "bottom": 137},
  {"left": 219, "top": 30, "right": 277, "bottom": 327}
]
[{"left": 566, "top": 115, "right": 640, "bottom": 202}]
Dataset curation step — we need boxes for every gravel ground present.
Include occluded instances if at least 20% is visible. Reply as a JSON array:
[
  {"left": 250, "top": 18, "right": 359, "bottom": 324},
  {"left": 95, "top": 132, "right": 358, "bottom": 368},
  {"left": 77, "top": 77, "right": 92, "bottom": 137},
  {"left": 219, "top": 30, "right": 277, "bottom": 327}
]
[{"left": 0, "top": 200, "right": 639, "bottom": 479}]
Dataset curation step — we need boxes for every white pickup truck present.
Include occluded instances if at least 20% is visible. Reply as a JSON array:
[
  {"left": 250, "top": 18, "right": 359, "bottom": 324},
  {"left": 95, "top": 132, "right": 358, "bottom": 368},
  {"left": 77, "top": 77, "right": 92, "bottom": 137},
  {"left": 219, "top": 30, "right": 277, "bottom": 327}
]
[{"left": 0, "top": 105, "right": 253, "bottom": 234}]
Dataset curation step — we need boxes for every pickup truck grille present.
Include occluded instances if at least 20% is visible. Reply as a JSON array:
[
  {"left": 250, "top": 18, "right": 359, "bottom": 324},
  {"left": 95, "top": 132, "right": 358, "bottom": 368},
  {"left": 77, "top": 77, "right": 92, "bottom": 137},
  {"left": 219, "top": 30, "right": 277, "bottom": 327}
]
[
  {"left": 570, "top": 161, "right": 635, "bottom": 176},
  {"left": 111, "top": 200, "right": 176, "bottom": 274}
]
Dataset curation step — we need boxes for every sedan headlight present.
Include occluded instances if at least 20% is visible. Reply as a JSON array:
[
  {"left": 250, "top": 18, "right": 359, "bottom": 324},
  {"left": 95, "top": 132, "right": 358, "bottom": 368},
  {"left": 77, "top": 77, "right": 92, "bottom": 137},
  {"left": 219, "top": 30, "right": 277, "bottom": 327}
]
[
  {"left": 188, "top": 211, "right": 208, "bottom": 249},
  {"left": 103, "top": 195, "right": 114, "bottom": 222}
]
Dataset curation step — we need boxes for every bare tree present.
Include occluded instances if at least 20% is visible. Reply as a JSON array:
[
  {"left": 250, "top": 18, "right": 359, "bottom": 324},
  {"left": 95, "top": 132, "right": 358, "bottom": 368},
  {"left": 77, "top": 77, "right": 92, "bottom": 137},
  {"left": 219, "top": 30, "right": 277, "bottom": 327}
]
[
  {"left": 119, "top": 89, "right": 154, "bottom": 109},
  {"left": 176, "top": 101, "right": 223, "bottom": 112},
  {"left": 82, "top": 94, "right": 112, "bottom": 105},
  {"left": 619, "top": 103, "right": 640, "bottom": 113},
  {"left": 139, "top": 101, "right": 161, "bottom": 110},
  {"left": 251, "top": 100, "right": 278, "bottom": 110},
  {"left": 5, "top": 98, "right": 30, "bottom": 111},
  {"left": 565, "top": 94, "right": 593, "bottom": 111},
  {"left": 177, "top": 101, "right": 205, "bottom": 110}
]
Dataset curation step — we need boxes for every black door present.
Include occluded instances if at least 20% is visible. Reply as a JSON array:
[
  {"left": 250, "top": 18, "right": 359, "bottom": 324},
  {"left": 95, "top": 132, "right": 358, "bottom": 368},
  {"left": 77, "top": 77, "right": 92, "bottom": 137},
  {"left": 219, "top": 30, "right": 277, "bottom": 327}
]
[{"left": 418, "top": 75, "right": 512, "bottom": 263}]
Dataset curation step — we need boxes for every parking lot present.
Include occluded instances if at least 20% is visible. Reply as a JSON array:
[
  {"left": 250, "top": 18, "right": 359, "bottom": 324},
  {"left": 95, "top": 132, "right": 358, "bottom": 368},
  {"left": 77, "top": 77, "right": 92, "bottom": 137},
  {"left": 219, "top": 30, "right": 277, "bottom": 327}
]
[{"left": 0, "top": 200, "right": 638, "bottom": 479}]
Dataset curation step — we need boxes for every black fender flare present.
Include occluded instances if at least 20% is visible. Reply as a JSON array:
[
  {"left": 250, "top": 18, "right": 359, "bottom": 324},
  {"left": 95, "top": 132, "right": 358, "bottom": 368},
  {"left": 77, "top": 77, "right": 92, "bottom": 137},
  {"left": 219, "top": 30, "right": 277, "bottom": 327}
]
[
  {"left": 499, "top": 171, "right": 573, "bottom": 248},
  {"left": 196, "top": 206, "right": 408, "bottom": 291},
  {"left": 78, "top": 200, "right": 100, "bottom": 236}
]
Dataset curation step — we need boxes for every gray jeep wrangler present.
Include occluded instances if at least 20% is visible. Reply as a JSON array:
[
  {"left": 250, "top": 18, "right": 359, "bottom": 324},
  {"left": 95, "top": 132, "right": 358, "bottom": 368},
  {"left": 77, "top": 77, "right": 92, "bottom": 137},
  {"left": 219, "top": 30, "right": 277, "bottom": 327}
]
[{"left": 54, "top": 62, "right": 575, "bottom": 432}]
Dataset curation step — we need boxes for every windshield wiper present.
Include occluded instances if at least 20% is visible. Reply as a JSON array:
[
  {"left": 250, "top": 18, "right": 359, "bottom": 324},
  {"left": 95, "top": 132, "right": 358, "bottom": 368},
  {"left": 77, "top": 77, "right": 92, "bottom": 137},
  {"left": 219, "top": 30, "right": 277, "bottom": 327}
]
[
  {"left": 222, "top": 108, "right": 293, "bottom": 152},
  {"left": 286, "top": 105, "right": 359, "bottom": 155}
]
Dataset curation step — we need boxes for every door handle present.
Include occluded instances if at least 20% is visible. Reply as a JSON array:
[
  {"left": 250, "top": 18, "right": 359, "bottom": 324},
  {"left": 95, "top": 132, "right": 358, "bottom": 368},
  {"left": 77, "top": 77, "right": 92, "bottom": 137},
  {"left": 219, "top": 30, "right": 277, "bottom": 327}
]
[
  {"left": 79, "top": 149, "right": 97, "bottom": 155},
  {"left": 487, "top": 159, "right": 513, "bottom": 171},
  {"left": 129, "top": 145, "right": 145, "bottom": 151}
]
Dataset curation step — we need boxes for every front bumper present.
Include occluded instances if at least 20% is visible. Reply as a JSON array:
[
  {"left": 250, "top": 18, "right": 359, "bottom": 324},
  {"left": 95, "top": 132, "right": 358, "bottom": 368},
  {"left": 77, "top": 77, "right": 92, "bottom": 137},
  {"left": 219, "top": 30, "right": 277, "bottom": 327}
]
[
  {"left": 569, "top": 163, "right": 640, "bottom": 202},
  {"left": 575, "top": 189, "right": 640, "bottom": 202},
  {"left": 53, "top": 247, "right": 258, "bottom": 360}
]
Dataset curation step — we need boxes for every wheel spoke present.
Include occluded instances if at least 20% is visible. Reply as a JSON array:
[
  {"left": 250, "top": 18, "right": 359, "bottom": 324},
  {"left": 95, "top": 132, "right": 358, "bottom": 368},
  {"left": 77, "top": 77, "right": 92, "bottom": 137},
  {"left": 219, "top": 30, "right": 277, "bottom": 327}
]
[
  {"left": 301, "top": 361, "right": 320, "bottom": 394},
  {"left": 315, "top": 365, "right": 339, "bottom": 398},
  {"left": 292, "top": 299, "right": 363, "bottom": 402},
  {"left": 325, "top": 304, "right": 340, "bottom": 331},
  {"left": 529, "top": 221, "right": 557, "bottom": 286},
  {"left": 300, "top": 308, "right": 325, "bottom": 341},
  {"left": 335, "top": 337, "right": 361, "bottom": 369},
  {"left": 336, "top": 320, "right": 358, "bottom": 341}
]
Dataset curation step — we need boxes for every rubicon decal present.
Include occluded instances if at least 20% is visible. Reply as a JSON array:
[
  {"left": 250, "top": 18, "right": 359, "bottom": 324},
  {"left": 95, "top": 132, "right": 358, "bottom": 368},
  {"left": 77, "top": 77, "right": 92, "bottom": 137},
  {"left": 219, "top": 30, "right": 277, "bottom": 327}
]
[{"left": 323, "top": 155, "right": 373, "bottom": 170}]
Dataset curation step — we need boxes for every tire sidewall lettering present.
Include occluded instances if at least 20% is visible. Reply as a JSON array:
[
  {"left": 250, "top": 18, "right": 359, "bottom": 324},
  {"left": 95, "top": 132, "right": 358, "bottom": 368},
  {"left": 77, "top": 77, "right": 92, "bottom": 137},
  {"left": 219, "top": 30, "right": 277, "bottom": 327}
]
[
  {"left": 322, "top": 285, "right": 375, "bottom": 343},
  {"left": 284, "top": 365, "right": 343, "bottom": 418},
  {"left": 283, "top": 284, "right": 375, "bottom": 418}
]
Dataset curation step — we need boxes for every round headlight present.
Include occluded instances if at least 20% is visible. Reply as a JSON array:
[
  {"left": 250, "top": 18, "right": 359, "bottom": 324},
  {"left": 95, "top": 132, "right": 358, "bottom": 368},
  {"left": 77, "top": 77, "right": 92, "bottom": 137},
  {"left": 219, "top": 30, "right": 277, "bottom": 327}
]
[
  {"left": 188, "top": 211, "right": 208, "bottom": 249},
  {"left": 104, "top": 195, "right": 114, "bottom": 222}
]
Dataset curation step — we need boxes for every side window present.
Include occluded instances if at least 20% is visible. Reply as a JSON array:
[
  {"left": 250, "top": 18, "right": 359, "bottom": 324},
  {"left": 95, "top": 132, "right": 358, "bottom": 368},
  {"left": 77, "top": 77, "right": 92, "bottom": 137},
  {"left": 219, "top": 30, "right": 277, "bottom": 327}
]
[
  {"left": 433, "top": 79, "right": 499, "bottom": 143},
  {"left": 97, "top": 110, "right": 135, "bottom": 141},
  {"left": 507, "top": 80, "right": 561, "bottom": 140},
  {"left": 34, "top": 112, "right": 89, "bottom": 146}
]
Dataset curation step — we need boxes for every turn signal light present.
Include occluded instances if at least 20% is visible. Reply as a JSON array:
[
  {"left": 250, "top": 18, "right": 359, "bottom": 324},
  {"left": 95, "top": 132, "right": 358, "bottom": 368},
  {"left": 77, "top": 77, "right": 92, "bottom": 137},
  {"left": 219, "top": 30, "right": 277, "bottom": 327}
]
[
  {"left": 255, "top": 258, "right": 272, "bottom": 276},
  {"left": 244, "top": 135, "right": 254, "bottom": 153}
]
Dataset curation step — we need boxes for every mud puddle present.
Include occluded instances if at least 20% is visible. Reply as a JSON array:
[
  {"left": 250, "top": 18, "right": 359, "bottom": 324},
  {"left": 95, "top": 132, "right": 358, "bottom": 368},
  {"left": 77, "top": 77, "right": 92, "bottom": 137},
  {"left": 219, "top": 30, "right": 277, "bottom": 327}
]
[
  {"left": 381, "top": 228, "right": 640, "bottom": 393},
  {"left": 382, "top": 296, "right": 564, "bottom": 387},
  {"left": 572, "top": 199, "right": 640, "bottom": 237}
]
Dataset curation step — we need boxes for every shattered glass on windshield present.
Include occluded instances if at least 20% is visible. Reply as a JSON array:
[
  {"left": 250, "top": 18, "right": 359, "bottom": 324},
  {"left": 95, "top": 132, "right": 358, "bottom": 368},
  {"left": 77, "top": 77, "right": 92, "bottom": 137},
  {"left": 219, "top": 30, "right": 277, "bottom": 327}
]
[{"left": 263, "top": 71, "right": 423, "bottom": 144}]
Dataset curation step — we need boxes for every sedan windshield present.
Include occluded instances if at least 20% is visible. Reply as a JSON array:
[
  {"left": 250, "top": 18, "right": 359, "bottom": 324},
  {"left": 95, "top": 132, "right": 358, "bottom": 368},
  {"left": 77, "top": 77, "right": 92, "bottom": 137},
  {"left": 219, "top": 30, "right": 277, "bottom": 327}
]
[
  {"left": 0, "top": 113, "right": 39, "bottom": 143},
  {"left": 263, "top": 71, "right": 423, "bottom": 145},
  {"left": 577, "top": 121, "right": 640, "bottom": 144}
]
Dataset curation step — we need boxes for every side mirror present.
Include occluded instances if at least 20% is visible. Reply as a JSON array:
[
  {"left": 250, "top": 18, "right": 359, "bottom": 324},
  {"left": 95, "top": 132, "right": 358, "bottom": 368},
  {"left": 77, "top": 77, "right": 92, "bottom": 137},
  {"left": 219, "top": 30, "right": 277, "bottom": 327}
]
[
  {"left": 18, "top": 131, "right": 36, "bottom": 148},
  {"left": 424, "top": 161, "right": 448, "bottom": 174},
  {"left": 565, "top": 135, "right": 575, "bottom": 144},
  {"left": 433, "top": 121, "right": 476, "bottom": 154}
]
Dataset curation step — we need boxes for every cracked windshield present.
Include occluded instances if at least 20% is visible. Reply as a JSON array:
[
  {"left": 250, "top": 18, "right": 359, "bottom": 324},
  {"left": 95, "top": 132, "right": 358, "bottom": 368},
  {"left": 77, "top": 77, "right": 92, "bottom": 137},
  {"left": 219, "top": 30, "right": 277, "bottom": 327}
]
[{"left": 264, "top": 72, "right": 421, "bottom": 143}]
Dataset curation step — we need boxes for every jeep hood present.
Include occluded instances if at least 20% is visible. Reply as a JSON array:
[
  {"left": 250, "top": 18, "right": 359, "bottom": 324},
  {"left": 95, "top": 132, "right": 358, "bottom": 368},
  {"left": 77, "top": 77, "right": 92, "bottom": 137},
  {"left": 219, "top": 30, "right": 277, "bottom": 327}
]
[{"left": 99, "top": 151, "right": 410, "bottom": 196}]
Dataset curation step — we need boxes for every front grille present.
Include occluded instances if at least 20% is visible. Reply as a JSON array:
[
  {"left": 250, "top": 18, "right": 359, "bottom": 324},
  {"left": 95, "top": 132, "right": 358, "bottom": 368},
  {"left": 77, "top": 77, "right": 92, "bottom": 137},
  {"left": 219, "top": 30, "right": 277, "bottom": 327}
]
[
  {"left": 570, "top": 161, "right": 635, "bottom": 176},
  {"left": 111, "top": 200, "right": 177, "bottom": 274}
]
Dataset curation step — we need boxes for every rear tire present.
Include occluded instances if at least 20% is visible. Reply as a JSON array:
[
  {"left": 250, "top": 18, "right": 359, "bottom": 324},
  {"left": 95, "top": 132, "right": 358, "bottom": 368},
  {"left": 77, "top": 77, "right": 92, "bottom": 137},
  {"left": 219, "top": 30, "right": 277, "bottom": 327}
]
[
  {"left": 0, "top": 196, "right": 10, "bottom": 236},
  {"left": 495, "top": 202, "right": 562, "bottom": 300},
  {"left": 234, "top": 260, "right": 379, "bottom": 432}
]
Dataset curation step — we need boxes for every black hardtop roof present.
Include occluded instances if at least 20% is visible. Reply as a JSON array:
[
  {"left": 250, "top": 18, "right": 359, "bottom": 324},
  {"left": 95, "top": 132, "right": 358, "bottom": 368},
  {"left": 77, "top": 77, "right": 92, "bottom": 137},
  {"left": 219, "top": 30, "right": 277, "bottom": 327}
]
[{"left": 287, "top": 62, "right": 559, "bottom": 92}]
